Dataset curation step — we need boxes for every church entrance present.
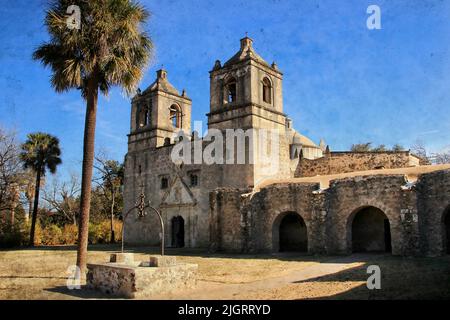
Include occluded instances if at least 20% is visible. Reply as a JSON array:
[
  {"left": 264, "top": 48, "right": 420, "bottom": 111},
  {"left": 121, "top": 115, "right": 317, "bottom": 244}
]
[
  {"left": 444, "top": 208, "right": 450, "bottom": 254},
  {"left": 351, "top": 206, "right": 391, "bottom": 253},
  {"left": 278, "top": 212, "right": 308, "bottom": 252},
  {"left": 171, "top": 216, "right": 185, "bottom": 248}
]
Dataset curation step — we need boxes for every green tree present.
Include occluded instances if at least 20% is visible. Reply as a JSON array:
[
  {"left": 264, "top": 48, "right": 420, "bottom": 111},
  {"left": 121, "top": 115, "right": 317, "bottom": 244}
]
[
  {"left": 20, "top": 133, "right": 62, "bottom": 246},
  {"left": 33, "top": 0, "right": 153, "bottom": 273}
]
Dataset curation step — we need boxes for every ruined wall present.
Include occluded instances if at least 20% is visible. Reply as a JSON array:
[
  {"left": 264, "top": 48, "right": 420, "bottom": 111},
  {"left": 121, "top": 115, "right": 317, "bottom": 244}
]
[
  {"left": 210, "top": 169, "right": 450, "bottom": 256},
  {"left": 295, "top": 151, "right": 420, "bottom": 177},
  {"left": 210, "top": 183, "right": 326, "bottom": 253},
  {"left": 416, "top": 169, "right": 450, "bottom": 256},
  {"left": 325, "top": 175, "right": 418, "bottom": 255},
  {"left": 209, "top": 188, "right": 251, "bottom": 252}
]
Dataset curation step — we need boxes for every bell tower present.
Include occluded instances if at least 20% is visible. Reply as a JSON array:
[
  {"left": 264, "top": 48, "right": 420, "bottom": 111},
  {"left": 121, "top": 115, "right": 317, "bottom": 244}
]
[
  {"left": 129, "top": 69, "right": 192, "bottom": 151},
  {"left": 208, "top": 37, "right": 286, "bottom": 131},
  {"left": 207, "top": 37, "right": 291, "bottom": 187}
]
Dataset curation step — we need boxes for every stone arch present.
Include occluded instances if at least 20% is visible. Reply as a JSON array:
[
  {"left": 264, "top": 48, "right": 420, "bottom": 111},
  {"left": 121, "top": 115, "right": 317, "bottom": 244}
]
[
  {"left": 136, "top": 102, "right": 150, "bottom": 128},
  {"left": 272, "top": 211, "right": 308, "bottom": 252},
  {"left": 169, "top": 104, "right": 182, "bottom": 128},
  {"left": 262, "top": 76, "right": 272, "bottom": 104},
  {"left": 224, "top": 77, "right": 237, "bottom": 104},
  {"left": 443, "top": 206, "right": 450, "bottom": 254},
  {"left": 347, "top": 206, "right": 392, "bottom": 253}
]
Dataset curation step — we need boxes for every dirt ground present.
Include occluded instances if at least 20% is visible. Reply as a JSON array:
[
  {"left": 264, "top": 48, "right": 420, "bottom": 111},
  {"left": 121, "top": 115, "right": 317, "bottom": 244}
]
[{"left": 0, "top": 245, "right": 449, "bottom": 300}]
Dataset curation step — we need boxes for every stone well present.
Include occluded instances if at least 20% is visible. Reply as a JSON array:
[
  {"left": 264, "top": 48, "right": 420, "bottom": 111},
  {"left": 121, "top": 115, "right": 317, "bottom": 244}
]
[{"left": 87, "top": 254, "right": 198, "bottom": 298}]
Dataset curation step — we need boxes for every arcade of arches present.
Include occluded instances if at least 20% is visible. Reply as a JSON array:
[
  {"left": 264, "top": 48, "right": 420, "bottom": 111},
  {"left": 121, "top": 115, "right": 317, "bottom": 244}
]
[
  {"left": 277, "top": 212, "right": 307, "bottom": 252},
  {"left": 350, "top": 206, "right": 392, "bottom": 253},
  {"left": 272, "top": 207, "right": 393, "bottom": 254},
  {"left": 444, "top": 208, "right": 450, "bottom": 254},
  {"left": 208, "top": 170, "right": 450, "bottom": 256}
]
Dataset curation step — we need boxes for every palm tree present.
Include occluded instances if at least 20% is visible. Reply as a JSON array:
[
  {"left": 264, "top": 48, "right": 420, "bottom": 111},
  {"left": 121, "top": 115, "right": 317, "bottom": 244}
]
[
  {"left": 20, "top": 133, "right": 62, "bottom": 246},
  {"left": 33, "top": 0, "right": 153, "bottom": 274}
]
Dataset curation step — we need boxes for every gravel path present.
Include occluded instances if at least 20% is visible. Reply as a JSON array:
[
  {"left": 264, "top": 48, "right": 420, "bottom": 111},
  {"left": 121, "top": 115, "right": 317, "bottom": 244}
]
[{"left": 152, "top": 255, "right": 366, "bottom": 300}]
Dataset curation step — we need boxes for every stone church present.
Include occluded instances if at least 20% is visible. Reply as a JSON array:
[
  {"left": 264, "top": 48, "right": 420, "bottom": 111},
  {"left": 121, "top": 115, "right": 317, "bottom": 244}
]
[{"left": 123, "top": 37, "right": 450, "bottom": 256}]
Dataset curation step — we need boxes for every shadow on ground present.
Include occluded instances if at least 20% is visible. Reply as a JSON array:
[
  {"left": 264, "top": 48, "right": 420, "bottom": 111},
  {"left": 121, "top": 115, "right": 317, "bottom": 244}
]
[
  {"left": 3, "top": 245, "right": 449, "bottom": 300},
  {"left": 291, "top": 255, "right": 450, "bottom": 300},
  {"left": 45, "top": 285, "right": 119, "bottom": 299}
]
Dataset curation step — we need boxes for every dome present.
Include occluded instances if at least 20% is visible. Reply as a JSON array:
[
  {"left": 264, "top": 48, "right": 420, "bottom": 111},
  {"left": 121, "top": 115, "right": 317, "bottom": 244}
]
[{"left": 291, "top": 131, "right": 319, "bottom": 148}]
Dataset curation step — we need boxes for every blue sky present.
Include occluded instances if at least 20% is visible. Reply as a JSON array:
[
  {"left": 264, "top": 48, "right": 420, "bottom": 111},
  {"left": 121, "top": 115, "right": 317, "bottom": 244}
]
[{"left": 1, "top": 0, "right": 450, "bottom": 180}]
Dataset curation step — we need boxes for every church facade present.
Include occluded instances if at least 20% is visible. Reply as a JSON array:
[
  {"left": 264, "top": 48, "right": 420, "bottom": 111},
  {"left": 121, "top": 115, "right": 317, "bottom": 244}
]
[{"left": 123, "top": 38, "right": 450, "bottom": 256}]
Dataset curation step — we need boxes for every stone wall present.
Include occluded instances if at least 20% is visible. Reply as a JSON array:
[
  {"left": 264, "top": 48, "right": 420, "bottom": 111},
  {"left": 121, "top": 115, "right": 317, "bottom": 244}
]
[
  {"left": 209, "top": 188, "right": 251, "bottom": 252},
  {"left": 295, "top": 151, "right": 421, "bottom": 177},
  {"left": 210, "top": 169, "right": 450, "bottom": 256},
  {"left": 124, "top": 140, "right": 219, "bottom": 248},
  {"left": 87, "top": 262, "right": 198, "bottom": 299},
  {"left": 124, "top": 130, "right": 291, "bottom": 248},
  {"left": 325, "top": 174, "right": 418, "bottom": 255},
  {"left": 416, "top": 169, "right": 450, "bottom": 256}
]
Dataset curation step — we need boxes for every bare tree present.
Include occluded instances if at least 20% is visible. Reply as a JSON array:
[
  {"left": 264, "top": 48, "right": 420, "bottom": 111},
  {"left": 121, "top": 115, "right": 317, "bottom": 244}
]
[
  {"left": 411, "top": 139, "right": 428, "bottom": 160},
  {"left": 351, "top": 142, "right": 372, "bottom": 152},
  {"left": 392, "top": 144, "right": 405, "bottom": 152},
  {"left": 431, "top": 150, "right": 450, "bottom": 164},
  {"left": 0, "top": 128, "right": 23, "bottom": 224},
  {"left": 94, "top": 154, "right": 124, "bottom": 243},
  {"left": 372, "top": 144, "right": 387, "bottom": 152},
  {"left": 21, "top": 169, "right": 45, "bottom": 222},
  {"left": 42, "top": 174, "right": 80, "bottom": 226}
]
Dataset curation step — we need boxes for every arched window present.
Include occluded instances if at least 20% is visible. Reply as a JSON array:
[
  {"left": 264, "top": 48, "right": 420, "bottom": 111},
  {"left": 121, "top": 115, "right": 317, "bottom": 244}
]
[
  {"left": 169, "top": 105, "right": 182, "bottom": 128},
  {"left": 164, "top": 137, "right": 171, "bottom": 146},
  {"left": 143, "top": 108, "right": 149, "bottom": 126},
  {"left": 262, "top": 77, "right": 272, "bottom": 104},
  {"left": 137, "top": 102, "right": 151, "bottom": 128},
  {"left": 224, "top": 78, "right": 237, "bottom": 104}
]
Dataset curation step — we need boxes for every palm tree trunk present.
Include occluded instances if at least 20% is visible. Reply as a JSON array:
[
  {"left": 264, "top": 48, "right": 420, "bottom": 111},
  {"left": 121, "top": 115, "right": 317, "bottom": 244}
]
[
  {"left": 29, "top": 169, "right": 41, "bottom": 247},
  {"left": 76, "top": 75, "right": 98, "bottom": 276}
]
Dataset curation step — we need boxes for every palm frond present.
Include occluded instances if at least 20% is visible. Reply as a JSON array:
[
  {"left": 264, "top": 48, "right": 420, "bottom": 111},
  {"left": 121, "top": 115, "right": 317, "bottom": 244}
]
[
  {"left": 20, "top": 133, "right": 62, "bottom": 176},
  {"left": 34, "top": 0, "right": 153, "bottom": 100}
]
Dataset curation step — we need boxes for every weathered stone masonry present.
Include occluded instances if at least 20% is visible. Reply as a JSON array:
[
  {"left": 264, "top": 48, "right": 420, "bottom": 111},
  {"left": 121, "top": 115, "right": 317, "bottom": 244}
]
[
  {"left": 210, "top": 169, "right": 450, "bottom": 256},
  {"left": 295, "top": 151, "right": 422, "bottom": 178},
  {"left": 123, "top": 37, "right": 449, "bottom": 257}
]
